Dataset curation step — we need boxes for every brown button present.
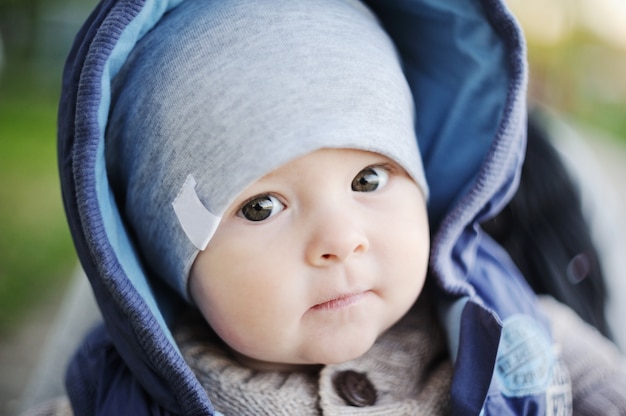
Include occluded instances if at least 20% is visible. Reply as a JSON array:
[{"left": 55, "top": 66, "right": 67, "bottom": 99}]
[{"left": 332, "top": 370, "right": 377, "bottom": 407}]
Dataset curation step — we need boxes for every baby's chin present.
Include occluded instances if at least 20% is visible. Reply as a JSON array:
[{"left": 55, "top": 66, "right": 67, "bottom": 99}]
[{"left": 229, "top": 336, "right": 378, "bottom": 372}]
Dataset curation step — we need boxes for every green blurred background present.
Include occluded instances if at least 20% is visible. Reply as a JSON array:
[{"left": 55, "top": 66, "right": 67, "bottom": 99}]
[
  {"left": 0, "top": 0, "right": 624, "bottom": 341},
  {"left": 508, "top": 0, "right": 626, "bottom": 139},
  {"left": 0, "top": 0, "right": 97, "bottom": 335}
]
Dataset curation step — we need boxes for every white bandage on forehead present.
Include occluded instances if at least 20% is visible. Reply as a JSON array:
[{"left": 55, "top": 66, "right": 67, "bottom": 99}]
[{"left": 106, "top": 0, "right": 428, "bottom": 301}]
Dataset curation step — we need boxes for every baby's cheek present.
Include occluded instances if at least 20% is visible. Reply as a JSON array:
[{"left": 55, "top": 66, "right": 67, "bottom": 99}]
[{"left": 203, "top": 298, "right": 277, "bottom": 355}]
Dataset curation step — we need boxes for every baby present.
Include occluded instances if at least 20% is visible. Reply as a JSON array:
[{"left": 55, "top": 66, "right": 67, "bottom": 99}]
[
  {"left": 107, "top": 0, "right": 429, "bottom": 366},
  {"left": 103, "top": 0, "right": 448, "bottom": 412}
]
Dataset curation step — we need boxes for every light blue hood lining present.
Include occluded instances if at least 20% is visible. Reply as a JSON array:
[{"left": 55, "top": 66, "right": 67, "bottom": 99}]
[
  {"left": 95, "top": 0, "right": 184, "bottom": 350},
  {"left": 94, "top": 0, "right": 510, "bottom": 354}
]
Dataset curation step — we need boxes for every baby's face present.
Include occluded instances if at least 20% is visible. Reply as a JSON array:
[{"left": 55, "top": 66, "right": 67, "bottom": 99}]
[{"left": 189, "top": 148, "right": 429, "bottom": 370}]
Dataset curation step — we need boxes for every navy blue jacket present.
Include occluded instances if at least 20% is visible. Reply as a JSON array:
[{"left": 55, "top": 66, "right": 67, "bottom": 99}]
[{"left": 58, "top": 0, "right": 570, "bottom": 414}]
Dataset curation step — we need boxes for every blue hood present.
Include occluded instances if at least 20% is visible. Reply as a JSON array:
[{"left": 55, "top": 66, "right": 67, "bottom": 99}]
[{"left": 58, "top": 0, "right": 558, "bottom": 414}]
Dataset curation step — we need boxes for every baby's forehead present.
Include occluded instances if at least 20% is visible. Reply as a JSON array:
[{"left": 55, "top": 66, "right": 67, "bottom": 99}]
[
  {"left": 268, "top": 148, "right": 385, "bottom": 170},
  {"left": 247, "top": 148, "right": 387, "bottom": 179}
]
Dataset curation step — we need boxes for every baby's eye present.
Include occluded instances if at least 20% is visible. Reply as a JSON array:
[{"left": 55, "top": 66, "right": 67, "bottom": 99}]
[
  {"left": 239, "top": 195, "right": 285, "bottom": 222},
  {"left": 351, "top": 165, "right": 389, "bottom": 192}
]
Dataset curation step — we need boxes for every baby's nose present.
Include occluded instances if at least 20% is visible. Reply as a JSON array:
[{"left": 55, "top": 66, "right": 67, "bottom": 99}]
[{"left": 304, "top": 208, "right": 369, "bottom": 267}]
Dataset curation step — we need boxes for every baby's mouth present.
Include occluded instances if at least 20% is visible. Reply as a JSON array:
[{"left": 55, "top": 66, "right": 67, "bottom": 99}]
[{"left": 310, "top": 290, "right": 371, "bottom": 311}]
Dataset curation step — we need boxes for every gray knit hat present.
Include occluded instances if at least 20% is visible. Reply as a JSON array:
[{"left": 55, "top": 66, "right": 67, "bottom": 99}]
[{"left": 106, "top": 0, "right": 428, "bottom": 301}]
